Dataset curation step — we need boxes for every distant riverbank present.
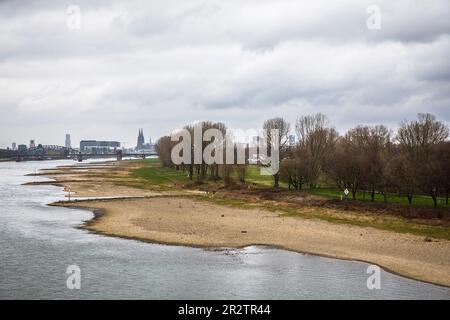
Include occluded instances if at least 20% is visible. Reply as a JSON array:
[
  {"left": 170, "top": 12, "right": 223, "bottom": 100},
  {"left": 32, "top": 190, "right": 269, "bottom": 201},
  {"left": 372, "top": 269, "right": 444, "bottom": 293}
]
[{"left": 40, "top": 159, "right": 450, "bottom": 287}]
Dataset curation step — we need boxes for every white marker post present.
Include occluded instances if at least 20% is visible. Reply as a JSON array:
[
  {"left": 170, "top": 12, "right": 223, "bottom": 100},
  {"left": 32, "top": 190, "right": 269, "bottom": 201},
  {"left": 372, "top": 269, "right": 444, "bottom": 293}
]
[{"left": 344, "top": 188, "right": 349, "bottom": 201}]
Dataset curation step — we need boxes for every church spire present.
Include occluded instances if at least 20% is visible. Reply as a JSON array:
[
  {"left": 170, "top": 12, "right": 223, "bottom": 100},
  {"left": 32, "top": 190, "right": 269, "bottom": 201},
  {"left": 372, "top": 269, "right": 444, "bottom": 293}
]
[{"left": 136, "top": 128, "right": 145, "bottom": 150}]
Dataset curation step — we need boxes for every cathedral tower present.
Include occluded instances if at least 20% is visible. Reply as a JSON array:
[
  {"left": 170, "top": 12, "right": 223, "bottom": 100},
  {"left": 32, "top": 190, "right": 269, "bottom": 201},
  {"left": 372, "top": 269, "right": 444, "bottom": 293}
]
[{"left": 136, "top": 129, "right": 145, "bottom": 150}]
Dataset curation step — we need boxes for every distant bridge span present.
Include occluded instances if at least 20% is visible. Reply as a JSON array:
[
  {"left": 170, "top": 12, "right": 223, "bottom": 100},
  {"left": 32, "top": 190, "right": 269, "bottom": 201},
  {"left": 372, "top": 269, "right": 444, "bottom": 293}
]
[{"left": 74, "top": 151, "right": 157, "bottom": 162}]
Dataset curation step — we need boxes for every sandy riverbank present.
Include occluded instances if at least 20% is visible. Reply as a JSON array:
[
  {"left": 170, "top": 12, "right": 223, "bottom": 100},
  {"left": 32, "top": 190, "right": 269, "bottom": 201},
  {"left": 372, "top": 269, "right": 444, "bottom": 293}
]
[
  {"left": 40, "top": 160, "right": 450, "bottom": 287},
  {"left": 55, "top": 196, "right": 450, "bottom": 287}
]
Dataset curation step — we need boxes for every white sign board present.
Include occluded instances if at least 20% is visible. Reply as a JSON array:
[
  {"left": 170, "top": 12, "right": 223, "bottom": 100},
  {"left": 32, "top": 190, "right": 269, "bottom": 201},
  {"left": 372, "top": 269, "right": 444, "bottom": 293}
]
[{"left": 344, "top": 188, "right": 349, "bottom": 196}]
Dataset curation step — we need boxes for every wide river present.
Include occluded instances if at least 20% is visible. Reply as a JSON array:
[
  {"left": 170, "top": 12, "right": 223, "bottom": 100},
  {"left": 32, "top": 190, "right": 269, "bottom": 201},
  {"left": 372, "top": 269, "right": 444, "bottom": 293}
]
[{"left": 0, "top": 160, "right": 449, "bottom": 299}]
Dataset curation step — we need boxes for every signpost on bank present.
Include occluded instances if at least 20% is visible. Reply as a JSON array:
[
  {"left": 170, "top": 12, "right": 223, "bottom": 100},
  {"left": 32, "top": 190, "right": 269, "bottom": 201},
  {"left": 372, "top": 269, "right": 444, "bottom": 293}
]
[{"left": 344, "top": 188, "right": 349, "bottom": 201}]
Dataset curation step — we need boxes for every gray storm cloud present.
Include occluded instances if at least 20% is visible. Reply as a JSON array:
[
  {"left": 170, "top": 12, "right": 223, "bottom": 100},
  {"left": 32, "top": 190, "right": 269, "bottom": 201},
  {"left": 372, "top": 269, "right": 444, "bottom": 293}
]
[{"left": 0, "top": 0, "right": 449, "bottom": 148}]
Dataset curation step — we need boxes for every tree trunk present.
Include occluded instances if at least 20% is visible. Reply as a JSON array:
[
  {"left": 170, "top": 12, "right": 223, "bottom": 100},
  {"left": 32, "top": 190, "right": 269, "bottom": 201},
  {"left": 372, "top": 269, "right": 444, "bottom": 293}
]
[
  {"left": 431, "top": 195, "right": 437, "bottom": 208},
  {"left": 208, "top": 166, "right": 213, "bottom": 179},
  {"left": 239, "top": 166, "right": 245, "bottom": 183},
  {"left": 371, "top": 189, "right": 375, "bottom": 202},
  {"left": 223, "top": 165, "right": 231, "bottom": 188},
  {"left": 200, "top": 165, "right": 207, "bottom": 180},
  {"left": 215, "top": 165, "right": 220, "bottom": 181},
  {"left": 273, "top": 173, "right": 279, "bottom": 190},
  {"left": 407, "top": 195, "right": 412, "bottom": 205}
]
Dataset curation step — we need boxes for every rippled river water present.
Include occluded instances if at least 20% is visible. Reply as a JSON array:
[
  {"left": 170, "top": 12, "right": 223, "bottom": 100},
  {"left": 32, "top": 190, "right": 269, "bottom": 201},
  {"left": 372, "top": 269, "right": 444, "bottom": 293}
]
[{"left": 0, "top": 160, "right": 449, "bottom": 299}]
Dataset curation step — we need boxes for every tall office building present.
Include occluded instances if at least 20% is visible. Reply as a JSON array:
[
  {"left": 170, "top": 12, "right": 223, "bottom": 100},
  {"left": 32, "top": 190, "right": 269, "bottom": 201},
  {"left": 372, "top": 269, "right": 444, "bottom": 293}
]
[
  {"left": 65, "top": 134, "right": 71, "bottom": 149},
  {"left": 12, "top": 142, "right": 16, "bottom": 150},
  {"left": 29, "top": 139, "right": 35, "bottom": 149}
]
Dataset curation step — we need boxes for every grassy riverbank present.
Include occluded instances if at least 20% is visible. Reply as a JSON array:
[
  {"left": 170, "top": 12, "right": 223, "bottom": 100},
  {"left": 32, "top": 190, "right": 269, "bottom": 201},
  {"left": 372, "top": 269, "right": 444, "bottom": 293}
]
[
  {"left": 130, "top": 159, "right": 449, "bottom": 208},
  {"left": 120, "top": 159, "right": 450, "bottom": 240}
]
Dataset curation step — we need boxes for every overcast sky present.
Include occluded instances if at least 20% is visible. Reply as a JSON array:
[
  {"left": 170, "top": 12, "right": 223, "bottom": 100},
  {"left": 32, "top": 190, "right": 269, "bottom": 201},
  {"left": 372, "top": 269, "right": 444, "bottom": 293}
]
[{"left": 1, "top": 0, "right": 449, "bottom": 148}]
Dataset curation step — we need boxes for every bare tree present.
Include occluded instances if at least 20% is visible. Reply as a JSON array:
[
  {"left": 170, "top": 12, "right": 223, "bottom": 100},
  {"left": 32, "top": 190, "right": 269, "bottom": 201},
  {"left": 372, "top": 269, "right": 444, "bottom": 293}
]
[
  {"left": 182, "top": 124, "right": 195, "bottom": 179},
  {"left": 384, "top": 147, "right": 416, "bottom": 204},
  {"left": 263, "top": 117, "right": 290, "bottom": 189},
  {"left": 346, "top": 125, "right": 391, "bottom": 201},
  {"left": 324, "top": 136, "right": 366, "bottom": 200},
  {"left": 175, "top": 121, "right": 227, "bottom": 181},
  {"left": 435, "top": 141, "right": 450, "bottom": 205},
  {"left": 155, "top": 136, "right": 173, "bottom": 168},
  {"left": 397, "top": 113, "right": 449, "bottom": 207},
  {"left": 280, "top": 158, "right": 308, "bottom": 190},
  {"left": 295, "top": 113, "right": 338, "bottom": 188},
  {"left": 397, "top": 113, "right": 449, "bottom": 155},
  {"left": 206, "top": 121, "right": 227, "bottom": 181}
]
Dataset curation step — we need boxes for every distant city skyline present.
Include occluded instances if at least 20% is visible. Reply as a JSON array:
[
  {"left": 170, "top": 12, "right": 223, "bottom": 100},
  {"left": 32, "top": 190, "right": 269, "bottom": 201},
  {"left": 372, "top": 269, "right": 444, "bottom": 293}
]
[{"left": 0, "top": 128, "right": 156, "bottom": 150}]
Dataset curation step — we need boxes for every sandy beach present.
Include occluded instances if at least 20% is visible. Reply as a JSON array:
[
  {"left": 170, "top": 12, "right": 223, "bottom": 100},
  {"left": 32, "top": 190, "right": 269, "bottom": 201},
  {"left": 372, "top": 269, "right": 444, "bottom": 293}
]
[{"left": 43, "top": 161, "right": 450, "bottom": 287}]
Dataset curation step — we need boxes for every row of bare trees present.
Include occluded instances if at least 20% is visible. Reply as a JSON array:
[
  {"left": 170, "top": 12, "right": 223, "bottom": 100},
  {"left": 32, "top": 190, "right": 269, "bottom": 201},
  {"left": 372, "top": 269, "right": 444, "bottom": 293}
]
[
  {"left": 156, "top": 121, "right": 236, "bottom": 185},
  {"left": 156, "top": 113, "right": 450, "bottom": 207},
  {"left": 279, "top": 113, "right": 450, "bottom": 207}
]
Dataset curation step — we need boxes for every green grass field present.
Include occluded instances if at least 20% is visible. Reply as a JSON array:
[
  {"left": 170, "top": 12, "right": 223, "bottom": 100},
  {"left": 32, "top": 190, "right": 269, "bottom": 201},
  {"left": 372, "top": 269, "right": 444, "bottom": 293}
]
[
  {"left": 306, "top": 188, "right": 449, "bottom": 208},
  {"left": 131, "top": 158, "right": 189, "bottom": 186},
  {"left": 230, "top": 165, "right": 285, "bottom": 187},
  {"left": 131, "top": 159, "right": 448, "bottom": 208},
  {"left": 132, "top": 160, "right": 278, "bottom": 187},
  {"left": 240, "top": 165, "right": 448, "bottom": 208}
]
